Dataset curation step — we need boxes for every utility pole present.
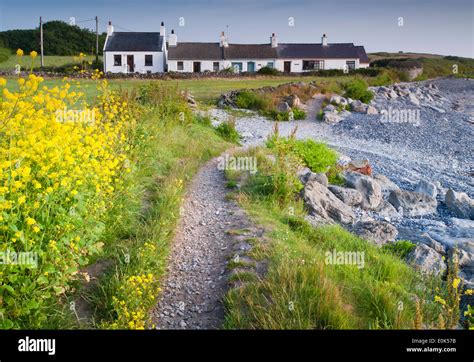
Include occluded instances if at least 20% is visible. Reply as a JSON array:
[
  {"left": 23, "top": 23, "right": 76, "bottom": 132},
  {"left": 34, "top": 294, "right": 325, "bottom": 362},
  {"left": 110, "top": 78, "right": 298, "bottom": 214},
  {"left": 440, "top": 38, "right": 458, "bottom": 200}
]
[
  {"left": 40, "top": 16, "right": 44, "bottom": 67},
  {"left": 95, "top": 16, "right": 99, "bottom": 63}
]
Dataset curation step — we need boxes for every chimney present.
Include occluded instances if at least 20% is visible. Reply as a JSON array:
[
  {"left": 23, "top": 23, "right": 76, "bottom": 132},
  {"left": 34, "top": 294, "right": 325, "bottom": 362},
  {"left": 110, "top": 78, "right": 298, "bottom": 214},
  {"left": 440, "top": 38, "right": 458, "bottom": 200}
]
[
  {"left": 220, "top": 31, "right": 229, "bottom": 48},
  {"left": 322, "top": 33, "right": 328, "bottom": 46},
  {"left": 270, "top": 33, "right": 278, "bottom": 48},
  {"left": 160, "top": 21, "right": 166, "bottom": 37},
  {"left": 107, "top": 21, "right": 114, "bottom": 36},
  {"left": 169, "top": 29, "right": 178, "bottom": 47}
]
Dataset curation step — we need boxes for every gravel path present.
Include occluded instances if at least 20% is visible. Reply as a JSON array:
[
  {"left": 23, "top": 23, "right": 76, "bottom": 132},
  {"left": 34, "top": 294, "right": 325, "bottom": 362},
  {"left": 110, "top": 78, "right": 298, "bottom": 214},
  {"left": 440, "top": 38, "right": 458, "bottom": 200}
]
[{"left": 151, "top": 155, "right": 258, "bottom": 329}]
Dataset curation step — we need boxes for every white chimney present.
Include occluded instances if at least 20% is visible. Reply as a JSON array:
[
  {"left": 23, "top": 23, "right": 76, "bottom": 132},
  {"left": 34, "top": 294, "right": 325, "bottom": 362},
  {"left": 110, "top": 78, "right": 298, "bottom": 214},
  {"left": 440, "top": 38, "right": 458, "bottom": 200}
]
[
  {"left": 270, "top": 33, "right": 278, "bottom": 48},
  {"left": 160, "top": 21, "right": 166, "bottom": 37},
  {"left": 107, "top": 21, "right": 114, "bottom": 36},
  {"left": 322, "top": 33, "right": 328, "bottom": 46},
  {"left": 220, "top": 31, "right": 229, "bottom": 48},
  {"left": 169, "top": 29, "right": 177, "bottom": 47}
]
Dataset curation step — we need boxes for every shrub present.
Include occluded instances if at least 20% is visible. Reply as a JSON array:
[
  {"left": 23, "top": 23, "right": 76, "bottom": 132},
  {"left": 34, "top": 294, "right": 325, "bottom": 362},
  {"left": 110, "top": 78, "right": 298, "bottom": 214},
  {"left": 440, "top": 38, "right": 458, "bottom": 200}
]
[
  {"left": 344, "top": 79, "right": 374, "bottom": 104},
  {"left": 215, "top": 118, "right": 240, "bottom": 143},
  {"left": 257, "top": 66, "right": 281, "bottom": 76},
  {"left": 382, "top": 240, "right": 416, "bottom": 258},
  {"left": 0, "top": 47, "right": 10, "bottom": 63},
  {"left": 235, "top": 90, "right": 271, "bottom": 110}
]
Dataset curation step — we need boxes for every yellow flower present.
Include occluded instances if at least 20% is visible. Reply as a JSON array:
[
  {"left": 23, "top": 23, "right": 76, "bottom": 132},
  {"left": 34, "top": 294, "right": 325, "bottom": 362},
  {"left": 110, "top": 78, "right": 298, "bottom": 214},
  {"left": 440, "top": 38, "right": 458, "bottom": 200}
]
[
  {"left": 452, "top": 278, "right": 461, "bottom": 289},
  {"left": 18, "top": 195, "right": 26, "bottom": 204},
  {"left": 434, "top": 295, "right": 446, "bottom": 306},
  {"left": 33, "top": 226, "right": 40, "bottom": 233},
  {"left": 16, "top": 48, "right": 24, "bottom": 57},
  {"left": 465, "top": 289, "right": 473, "bottom": 296},
  {"left": 30, "top": 51, "right": 38, "bottom": 58},
  {"left": 0, "top": 78, "right": 6, "bottom": 87},
  {"left": 26, "top": 217, "right": 36, "bottom": 225}
]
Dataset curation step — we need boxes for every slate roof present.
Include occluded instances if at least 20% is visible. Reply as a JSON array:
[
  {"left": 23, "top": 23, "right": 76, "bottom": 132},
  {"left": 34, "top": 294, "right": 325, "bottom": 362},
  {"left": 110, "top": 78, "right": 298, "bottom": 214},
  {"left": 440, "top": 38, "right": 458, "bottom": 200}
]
[
  {"left": 224, "top": 44, "right": 278, "bottom": 59},
  {"left": 168, "top": 43, "right": 223, "bottom": 60},
  {"left": 168, "top": 41, "right": 368, "bottom": 61},
  {"left": 104, "top": 32, "right": 163, "bottom": 52}
]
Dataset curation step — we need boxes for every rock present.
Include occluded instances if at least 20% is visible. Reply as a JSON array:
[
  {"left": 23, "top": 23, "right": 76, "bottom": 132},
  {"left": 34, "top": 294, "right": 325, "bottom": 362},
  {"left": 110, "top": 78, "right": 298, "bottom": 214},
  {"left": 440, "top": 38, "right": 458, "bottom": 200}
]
[
  {"left": 297, "top": 168, "right": 328, "bottom": 186},
  {"left": 277, "top": 101, "right": 291, "bottom": 113},
  {"left": 407, "top": 244, "right": 446, "bottom": 276},
  {"left": 337, "top": 154, "right": 352, "bottom": 167},
  {"left": 445, "top": 189, "right": 474, "bottom": 220},
  {"left": 373, "top": 174, "right": 400, "bottom": 196},
  {"left": 387, "top": 89, "right": 398, "bottom": 99},
  {"left": 408, "top": 93, "right": 420, "bottom": 106},
  {"left": 388, "top": 189, "right": 438, "bottom": 217},
  {"left": 414, "top": 180, "right": 438, "bottom": 199},
  {"left": 350, "top": 100, "right": 368, "bottom": 113},
  {"left": 328, "top": 185, "right": 363, "bottom": 206},
  {"left": 366, "top": 105, "right": 378, "bottom": 115},
  {"left": 449, "top": 248, "right": 474, "bottom": 268},
  {"left": 418, "top": 233, "right": 447, "bottom": 255},
  {"left": 323, "top": 104, "right": 337, "bottom": 112},
  {"left": 303, "top": 180, "right": 355, "bottom": 224},
  {"left": 347, "top": 159, "right": 372, "bottom": 176},
  {"left": 179, "top": 320, "right": 187, "bottom": 328},
  {"left": 287, "top": 95, "right": 301, "bottom": 108},
  {"left": 330, "top": 95, "right": 348, "bottom": 105},
  {"left": 374, "top": 200, "right": 401, "bottom": 220},
  {"left": 344, "top": 172, "right": 382, "bottom": 209},
  {"left": 352, "top": 219, "right": 398, "bottom": 245},
  {"left": 428, "top": 105, "right": 446, "bottom": 113},
  {"left": 322, "top": 112, "right": 342, "bottom": 124}
]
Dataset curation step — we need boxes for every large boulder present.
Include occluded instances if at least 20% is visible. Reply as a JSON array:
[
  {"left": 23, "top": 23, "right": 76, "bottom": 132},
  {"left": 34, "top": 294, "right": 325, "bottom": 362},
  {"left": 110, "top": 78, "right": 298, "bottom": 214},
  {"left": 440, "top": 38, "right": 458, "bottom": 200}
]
[
  {"left": 374, "top": 174, "right": 400, "bottom": 196},
  {"left": 322, "top": 112, "right": 342, "bottom": 124},
  {"left": 352, "top": 220, "right": 398, "bottom": 245},
  {"left": 303, "top": 180, "right": 355, "bottom": 224},
  {"left": 286, "top": 95, "right": 301, "bottom": 108},
  {"left": 297, "top": 168, "right": 328, "bottom": 186},
  {"left": 347, "top": 159, "right": 372, "bottom": 176},
  {"left": 388, "top": 189, "right": 437, "bottom": 217},
  {"left": 407, "top": 244, "right": 446, "bottom": 276},
  {"left": 350, "top": 100, "right": 368, "bottom": 113},
  {"left": 445, "top": 189, "right": 474, "bottom": 220},
  {"left": 330, "top": 95, "right": 348, "bottom": 105},
  {"left": 344, "top": 172, "right": 382, "bottom": 209},
  {"left": 374, "top": 200, "right": 401, "bottom": 221},
  {"left": 414, "top": 180, "right": 438, "bottom": 199},
  {"left": 278, "top": 101, "right": 291, "bottom": 113},
  {"left": 328, "top": 185, "right": 363, "bottom": 206},
  {"left": 366, "top": 105, "right": 379, "bottom": 115}
]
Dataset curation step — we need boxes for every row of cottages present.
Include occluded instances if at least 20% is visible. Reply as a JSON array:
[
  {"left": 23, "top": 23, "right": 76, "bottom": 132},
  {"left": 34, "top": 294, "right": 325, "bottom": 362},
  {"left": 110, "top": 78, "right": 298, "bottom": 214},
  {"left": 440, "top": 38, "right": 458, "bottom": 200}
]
[{"left": 103, "top": 21, "right": 369, "bottom": 74}]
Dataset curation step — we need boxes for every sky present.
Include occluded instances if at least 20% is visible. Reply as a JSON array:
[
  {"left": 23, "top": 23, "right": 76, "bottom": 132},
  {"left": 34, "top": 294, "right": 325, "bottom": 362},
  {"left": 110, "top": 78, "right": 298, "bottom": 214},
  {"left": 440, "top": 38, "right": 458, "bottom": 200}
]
[{"left": 0, "top": 0, "right": 473, "bottom": 57}]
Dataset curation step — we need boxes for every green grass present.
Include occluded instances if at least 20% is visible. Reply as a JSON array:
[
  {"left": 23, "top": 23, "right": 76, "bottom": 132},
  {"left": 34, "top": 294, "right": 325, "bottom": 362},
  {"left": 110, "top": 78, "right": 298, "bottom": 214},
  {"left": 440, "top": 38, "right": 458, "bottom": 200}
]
[
  {"left": 223, "top": 147, "right": 444, "bottom": 330},
  {"left": 0, "top": 54, "right": 100, "bottom": 71}
]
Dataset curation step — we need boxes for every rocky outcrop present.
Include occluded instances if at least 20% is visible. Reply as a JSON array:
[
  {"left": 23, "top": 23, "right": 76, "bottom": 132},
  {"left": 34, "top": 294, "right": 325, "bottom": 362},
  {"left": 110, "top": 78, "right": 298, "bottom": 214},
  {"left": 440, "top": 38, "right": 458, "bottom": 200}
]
[
  {"left": 445, "top": 189, "right": 474, "bottom": 220},
  {"left": 297, "top": 168, "right": 328, "bottom": 186},
  {"left": 328, "top": 185, "right": 363, "bottom": 206},
  {"left": 414, "top": 180, "right": 438, "bottom": 199},
  {"left": 374, "top": 200, "right": 401, "bottom": 221},
  {"left": 352, "top": 219, "right": 398, "bottom": 245},
  {"left": 350, "top": 100, "right": 368, "bottom": 113},
  {"left": 344, "top": 172, "right": 382, "bottom": 209},
  {"left": 374, "top": 174, "right": 400, "bottom": 197},
  {"left": 303, "top": 180, "right": 355, "bottom": 225},
  {"left": 407, "top": 244, "right": 446, "bottom": 276},
  {"left": 388, "top": 189, "right": 437, "bottom": 217}
]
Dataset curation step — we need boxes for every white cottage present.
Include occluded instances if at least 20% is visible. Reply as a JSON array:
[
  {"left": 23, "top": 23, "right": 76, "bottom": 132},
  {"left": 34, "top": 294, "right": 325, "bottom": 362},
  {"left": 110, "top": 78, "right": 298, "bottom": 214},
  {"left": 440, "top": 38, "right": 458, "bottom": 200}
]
[
  {"left": 168, "top": 32, "right": 369, "bottom": 73},
  {"left": 103, "top": 21, "right": 167, "bottom": 74}
]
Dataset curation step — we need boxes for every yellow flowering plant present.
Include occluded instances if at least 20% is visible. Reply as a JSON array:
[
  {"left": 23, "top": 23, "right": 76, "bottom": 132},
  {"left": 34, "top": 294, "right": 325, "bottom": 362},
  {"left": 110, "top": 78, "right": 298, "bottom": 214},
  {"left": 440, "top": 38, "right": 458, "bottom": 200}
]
[{"left": 0, "top": 52, "right": 136, "bottom": 328}]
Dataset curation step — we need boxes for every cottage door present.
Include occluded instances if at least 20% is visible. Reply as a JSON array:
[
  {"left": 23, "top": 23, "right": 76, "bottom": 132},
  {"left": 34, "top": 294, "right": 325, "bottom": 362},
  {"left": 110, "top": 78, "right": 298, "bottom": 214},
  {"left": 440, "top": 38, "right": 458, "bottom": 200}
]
[
  {"left": 127, "top": 55, "right": 134, "bottom": 72},
  {"left": 284, "top": 61, "right": 291, "bottom": 73},
  {"left": 247, "top": 62, "right": 255, "bottom": 73}
]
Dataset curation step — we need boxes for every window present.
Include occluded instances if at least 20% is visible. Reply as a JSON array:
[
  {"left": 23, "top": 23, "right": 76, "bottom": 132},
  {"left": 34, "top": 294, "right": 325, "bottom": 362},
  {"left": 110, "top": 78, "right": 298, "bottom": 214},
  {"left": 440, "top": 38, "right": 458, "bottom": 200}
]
[
  {"left": 114, "top": 54, "right": 122, "bottom": 66},
  {"left": 346, "top": 61, "right": 356, "bottom": 71},
  {"left": 213, "top": 62, "right": 220, "bottom": 72},
  {"left": 177, "top": 61, "right": 184, "bottom": 71},
  {"left": 231, "top": 62, "right": 243, "bottom": 73},
  {"left": 145, "top": 55, "right": 153, "bottom": 67},
  {"left": 302, "top": 60, "right": 324, "bottom": 71},
  {"left": 315, "top": 60, "right": 324, "bottom": 70},
  {"left": 267, "top": 62, "right": 274, "bottom": 68}
]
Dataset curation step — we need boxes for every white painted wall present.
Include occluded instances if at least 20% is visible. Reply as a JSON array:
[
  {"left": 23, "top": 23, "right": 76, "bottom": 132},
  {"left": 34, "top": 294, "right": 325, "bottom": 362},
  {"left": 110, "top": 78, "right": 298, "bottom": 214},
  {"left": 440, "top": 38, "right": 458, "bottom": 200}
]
[
  {"left": 168, "top": 60, "right": 221, "bottom": 72},
  {"left": 222, "top": 59, "right": 277, "bottom": 72},
  {"left": 104, "top": 51, "right": 164, "bottom": 73},
  {"left": 275, "top": 58, "right": 364, "bottom": 72}
]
